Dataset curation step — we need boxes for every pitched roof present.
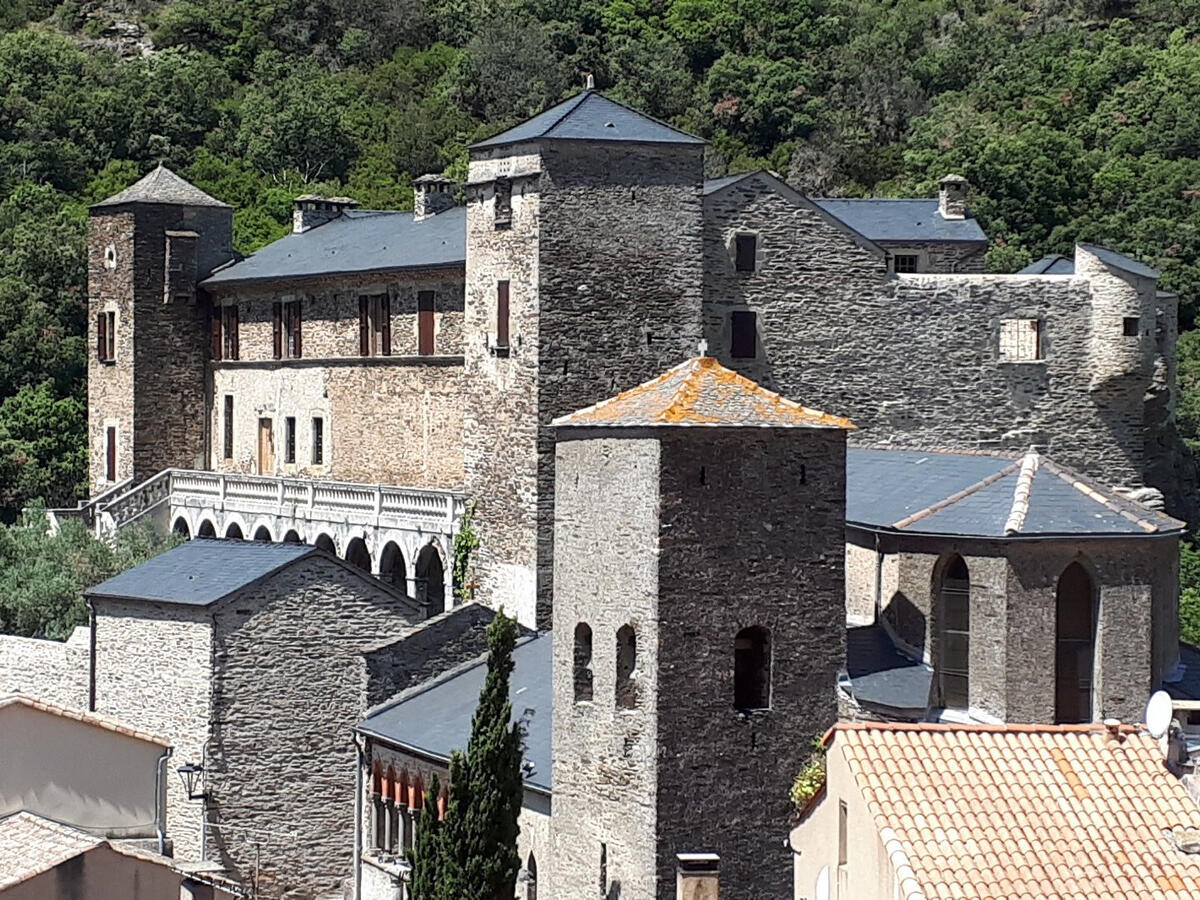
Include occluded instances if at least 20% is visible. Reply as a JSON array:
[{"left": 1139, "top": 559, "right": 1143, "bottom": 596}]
[
  {"left": 357, "top": 633, "right": 552, "bottom": 793},
  {"left": 828, "top": 721, "right": 1200, "bottom": 900},
  {"left": 203, "top": 206, "right": 466, "bottom": 286},
  {"left": 552, "top": 356, "right": 855, "bottom": 429},
  {"left": 470, "top": 90, "right": 704, "bottom": 150},
  {"left": 846, "top": 447, "right": 1184, "bottom": 537},
  {"left": 1018, "top": 253, "right": 1076, "bottom": 275},
  {"left": 0, "top": 694, "right": 170, "bottom": 746},
  {"left": 92, "top": 164, "right": 229, "bottom": 210},
  {"left": 812, "top": 198, "right": 987, "bottom": 244},
  {"left": 86, "top": 539, "right": 318, "bottom": 606},
  {"left": 0, "top": 812, "right": 101, "bottom": 890},
  {"left": 843, "top": 624, "right": 932, "bottom": 715},
  {"left": 1019, "top": 246, "right": 1160, "bottom": 280}
]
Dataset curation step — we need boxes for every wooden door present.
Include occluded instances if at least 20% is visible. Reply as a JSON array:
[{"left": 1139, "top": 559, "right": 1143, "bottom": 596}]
[
  {"left": 257, "top": 418, "right": 274, "bottom": 475},
  {"left": 418, "top": 291, "right": 435, "bottom": 355}
]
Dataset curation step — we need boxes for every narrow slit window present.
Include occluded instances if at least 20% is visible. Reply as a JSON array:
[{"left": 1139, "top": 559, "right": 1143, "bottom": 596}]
[
  {"left": 223, "top": 395, "right": 234, "bottom": 460},
  {"left": 105, "top": 426, "right": 117, "bottom": 482},
  {"left": 734, "top": 233, "right": 757, "bottom": 272},
  {"left": 734, "top": 626, "right": 771, "bottom": 710},
  {"left": 574, "top": 623, "right": 594, "bottom": 702},
  {"left": 999, "top": 318, "right": 1042, "bottom": 361},
  {"left": 284, "top": 416, "right": 296, "bottom": 464},
  {"left": 418, "top": 291, "right": 435, "bottom": 355},
  {"left": 97, "top": 311, "right": 116, "bottom": 362},
  {"left": 838, "top": 801, "right": 848, "bottom": 866},
  {"left": 494, "top": 178, "right": 512, "bottom": 229},
  {"left": 616, "top": 624, "right": 637, "bottom": 709},
  {"left": 730, "top": 310, "right": 757, "bottom": 359},
  {"left": 311, "top": 417, "right": 324, "bottom": 465},
  {"left": 496, "top": 281, "right": 510, "bottom": 349}
]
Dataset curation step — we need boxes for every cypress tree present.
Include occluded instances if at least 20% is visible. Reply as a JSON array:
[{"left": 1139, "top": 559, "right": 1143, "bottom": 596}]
[{"left": 407, "top": 772, "right": 444, "bottom": 900}]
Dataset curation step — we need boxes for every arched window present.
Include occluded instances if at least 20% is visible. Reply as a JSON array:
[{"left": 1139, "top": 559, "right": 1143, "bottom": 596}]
[
  {"left": 224, "top": 522, "right": 243, "bottom": 540},
  {"left": 198, "top": 519, "right": 216, "bottom": 538},
  {"left": 172, "top": 517, "right": 191, "bottom": 539},
  {"left": 734, "top": 626, "right": 771, "bottom": 710},
  {"left": 616, "top": 625, "right": 637, "bottom": 709},
  {"left": 253, "top": 525, "right": 272, "bottom": 542},
  {"left": 380, "top": 542, "right": 407, "bottom": 593},
  {"left": 526, "top": 853, "right": 538, "bottom": 900},
  {"left": 416, "top": 544, "right": 446, "bottom": 615},
  {"left": 1055, "top": 562, "right": 1096, "bottom": 724},
  {"left": 346, "top": 536, "right": 372, "bottom": 572},
  {"left": 574, "top": 623, "right": 594, "bottom": 702},
  {"left": 938, "top": 556, "right": 970, "bottom": 709}
]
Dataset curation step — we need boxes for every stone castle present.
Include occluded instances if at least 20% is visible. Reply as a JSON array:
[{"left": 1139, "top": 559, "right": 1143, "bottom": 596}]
[{"left": 45, "top": 85, "right": 1192, "bottom": 898}]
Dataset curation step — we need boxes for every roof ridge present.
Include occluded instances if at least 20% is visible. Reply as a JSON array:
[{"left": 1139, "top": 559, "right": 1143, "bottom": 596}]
[
  {"left": 540, "top": 90, "right": 594, "bottom": 139},
  {"left": 0, "top": 692, "right": 172, "bottom": 746},
  {"left": 832, "top": 720, "right": 1143, "bottom": 736},
  {"left": 891, "top": 460, "right": 1022, "bottom": 530},
  {"left": 574, "top": 90, "right": 703, "bottom": 143},
  {"left": 1003, "top": 450, "right": 1040, "bottom": 535}
]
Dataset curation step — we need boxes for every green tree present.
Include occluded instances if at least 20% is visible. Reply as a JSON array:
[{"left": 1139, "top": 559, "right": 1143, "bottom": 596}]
[{"left": 407, "top": 772, "right": 446, "bottom": 900}]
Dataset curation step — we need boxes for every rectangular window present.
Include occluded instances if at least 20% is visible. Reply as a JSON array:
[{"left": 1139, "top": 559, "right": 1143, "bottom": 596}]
[
  {"left": 311, "top": 417, "right": 324, "bottom": 465},
  {"left": 97, "top": 311, "right": 116, "bottom": 362},
  {"left": 999, "top": 318, "right": 1042, "bottom": 361},
  {"left": 1123, "top": 316, "right": 1140, "bottom": 337},
  {"left": 494, "top": 178, "right": 512, "bottom": 229},
  {"left": 838, "top": 801, "right": 848, "bottom": 866},
  {"left": 222, "top": 305, "right": 239, "bottom": 360},
  {"left": 223, "top": 395, "right": 234, "bottom": 460},
  {"left": 359, "top": 295, "right": 391, "bottom": 356},
  {"left": 105, "top": 426, "right": 117, "bottom": 482},
  {"left": 734, "top": 234, "right": 757, "bottom": 272},
  {"left": 496, "top": 281, "right": 510, "bottom": 350},
  {"left": 284, "top": 300, "right": 302, "bottom": 359},
  {"left": 284, "top": 416, "right": 296, "bottom": 464},
  {"left": 418, "top": 291, "right": 436, "bottom": 355},
  {"left": 730, "top": 310, "right": 757, "bottom": 359},
  {"left": 894, "top": 254, "right": 920, "bottom": 274}
]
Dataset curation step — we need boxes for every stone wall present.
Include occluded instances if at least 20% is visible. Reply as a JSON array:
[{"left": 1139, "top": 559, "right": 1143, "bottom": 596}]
[
  {"left": 878, "top": 239, "right": 988, "bottom": 274},
  {"left": 0, "top": 627, "right": 90, "bottom": 709},
  {"left": 206, "top": 554, "right": 419, "bottom": 898}
]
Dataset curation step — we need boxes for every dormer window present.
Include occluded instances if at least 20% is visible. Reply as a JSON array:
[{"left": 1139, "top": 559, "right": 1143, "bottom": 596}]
[
  {"left": 494, "top": 179, "right": 512, "bottom": 229},
  {"left": 893, "top": 254, "right": 920, "bottom": 274}
]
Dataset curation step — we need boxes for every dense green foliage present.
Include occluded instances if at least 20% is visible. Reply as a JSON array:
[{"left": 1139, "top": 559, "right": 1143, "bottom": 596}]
[
  {"left": 409, "top": 611, "right": 524, "bottom": 900},
  {"left": 0, "top": 506, "right": 181, "bottom": 638},
  {"left": 407, "top": 772, "right": 445, "bottom": 899}
]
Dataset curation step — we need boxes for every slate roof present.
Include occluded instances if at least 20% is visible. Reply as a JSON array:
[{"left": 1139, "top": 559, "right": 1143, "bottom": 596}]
[
  {"left": 811, "top": 198, "right": 987, "bottom": 244},
  {"left": 470, "top": 90, "right": 704, "bottom": 150},
  {"left": 86, "top": 539, "right": 318, "bottom": 606},
  {"left": 357, "top": 633, "right": 552, "bottom": 793},
  {"left": 92, "top": 164, "right": 229, "bottom": 209},
  {"left": 0, "top": 694, "right": 170, "bottom": 746},
  {"left": 701, "top": 172, "right": 755, "bottom": 195},
  {"left": 846, "top": 447, "right": 1184, "bottom": 537},
  {"left": 552, "top": 356, "right": 855, "bottom": 429},
  {"left": 827, "top": 721, "right": 1200, "bottom": 900},
  {"left": 843, "top": 624, "right": 932, "bottom": 715},
  {"left": 203, "top": 207, "right": 466, "bottom": 286},
  {"left": 1018, "top": 246, "right": 1160, "bottom": 280},
  {"left": 1018, "top": 253, "right": 1076, "bottom": 275},
  {"left": 0, "top": 812, "right": 101, "bottom": 890}
]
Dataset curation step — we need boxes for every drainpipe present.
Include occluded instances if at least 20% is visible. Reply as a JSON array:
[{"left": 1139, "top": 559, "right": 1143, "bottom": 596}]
[
  {"left": 353, "top": 733, "right": 367, "bottom": 900},
  {"left": 86, "top": 599, "right": 97, "bottom": 711},
  {"left": 155, "top": 746, "right": 173, "bottom": 856},
  {"left": 873, "top": 532, "right": 884, "bottom": 623}
]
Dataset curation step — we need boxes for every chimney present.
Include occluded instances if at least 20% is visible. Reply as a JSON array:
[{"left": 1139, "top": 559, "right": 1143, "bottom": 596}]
[
  {"left": 938, "top": 174, "right": 969, "bottom": 220},
  {"left": 413, "top": 174, "right": 457, "bottom": 222},
  {"left": 293, "top": 195, "right": 359, "bottom": 234},
  {"left": 676, "top": 853, "right": 719, "bottom": 900}
]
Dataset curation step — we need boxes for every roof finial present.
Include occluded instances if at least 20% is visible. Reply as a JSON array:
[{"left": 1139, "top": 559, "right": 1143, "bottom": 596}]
[
  {"left": 698, "top": 338, "right": 709, "bottom": 357},
  {"left": 584, "top": 71, "right": 595, "bottom": 90}
]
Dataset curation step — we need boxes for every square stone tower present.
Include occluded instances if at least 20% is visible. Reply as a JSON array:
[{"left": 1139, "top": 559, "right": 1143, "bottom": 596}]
[
  {"left": 549, "top": 356, "right": 852, "bottom": 899},
  {"left": 463, "top": 89, "right": 707, "bottom": 627},
  {"left": 87, "top": 165, "right": 233, "bottom": 494}
]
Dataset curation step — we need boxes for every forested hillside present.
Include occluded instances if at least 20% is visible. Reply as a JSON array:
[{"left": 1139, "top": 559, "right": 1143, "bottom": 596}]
[{"left": 5, "top": 0, "right": 1200, "bottom": 519}]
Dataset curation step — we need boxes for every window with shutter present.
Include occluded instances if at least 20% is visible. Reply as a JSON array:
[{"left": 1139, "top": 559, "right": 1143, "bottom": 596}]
[
  {"left": 223, "top": 395, "right": 234, "bottom": 460},
  {"left": 380, "top": 295, "right": 391, "bottom": 356},
  {"left": 418, "top": 291, "right": 435, "bottom": 355},
  {"left": 311, "top": 417, "right": 324, "bottom": 465},
  {"left": 105, "top": 312, "right": 115, "bottom": 361},
  {"left": 359, "top": 297, "right": 370, "bottom": 356},
  {"left": 496, "top": 281, "right": 510, "bottom": 350},
  {"left": 284, "top": 416, "right": 296, "bottom": 464},
  {"left": 273, "top": 303, "right": 282, "bottom": 359},
  {"left": 222, "top": 306, "right": 239, "bottom": 360},
  {"left": 212, "top": 307, "right": 223, "bottom": 361},
  {"left": 289, "top": 301, "right": 302, "bottom": 358}
]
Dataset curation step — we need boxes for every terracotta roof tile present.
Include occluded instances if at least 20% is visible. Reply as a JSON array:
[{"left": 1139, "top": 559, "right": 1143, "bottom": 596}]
[
  {"left": 0, "top": 693, "right": 171, "bottom": 746},
  {"left": 0, "top": 812, "right": 100, "bottom": 889},
  {"left": 552, "top": 356, "right": 855, "bottom": 429},
  {"left": 830, "top": 722, "right": 1200, "bottom": 899}
]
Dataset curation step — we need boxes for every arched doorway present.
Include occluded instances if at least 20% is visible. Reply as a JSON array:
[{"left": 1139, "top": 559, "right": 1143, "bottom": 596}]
[
  {"left": 198, "top": 520, "right": 217, "bottom": 538},
  {"left": 1055, "top": 561, "right": 1096, "bottom": 724},
  {"left": 415, "top": 544, "right": 445, "bottom": 615},
  {"left": 345, "top": 537, "right": 372, "bottom": 573},
  {"left": 379, "top": 542, "right": 407, "bottom": 592},
  {"left": 225, "top": 522, "right": 244, "bottom": 540},
  {"left": 313, "top": 534, "right": 335, "bottom": 554},
  {"left": 253, "top": 525, "right": 272, "bottom": 542},
  {"left": 937, "top": 555, "right": 970, "bottom": 710},
  {"left": 172, "top": 517, "right": 191, "bottom": 539}
]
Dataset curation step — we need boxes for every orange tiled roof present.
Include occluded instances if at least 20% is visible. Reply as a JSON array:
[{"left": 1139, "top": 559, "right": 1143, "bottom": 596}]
[
  {"left": 551, "top": 357, "right": 854, "bottom": 429},
  {"left": 831, "top": 721, "right": 1200, "bottom": 900},
  {"left": 0, "top": 693, "right": 171, "bottom": 747}
]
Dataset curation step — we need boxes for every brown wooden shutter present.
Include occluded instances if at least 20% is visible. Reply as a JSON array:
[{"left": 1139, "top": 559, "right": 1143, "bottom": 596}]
[
  {"left": 105, "top": 426, "right": 116, "bottom": 482},
  {"left": 96, "top": 312, "right": 107, "bottom": 361},
  {"left": 496, "top": 281, "right": 510, "bottom": 348},
  {"left": 229, "top": 305, "right": 239, "bottom": 360},
  {"left": 212, "top": 307, "right": 222, "bottom": 361},
  {"left": 380, "top": 295, "right": 391, "bottom": 356},
  {"left": 291, "top": 301, "right": 302, "bottom": 358},
  {"left": 272, "top": 303, "right": 282, "bottom": 359},
  {"left": 418, "top": 291, "right": 435, "bottom": 356},
  {"left": 359, "top": 297, "right": 370, "bottom": 356}
]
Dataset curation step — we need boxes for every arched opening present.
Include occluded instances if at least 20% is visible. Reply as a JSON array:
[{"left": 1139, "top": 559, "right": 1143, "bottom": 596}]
[
  {"left": 224, "top": 522, "right": 244, "bottom": 540},
  {"left": 734, "top": 625, "right": 771, "bottom": 710},
  {"left": 282, "top": 529, "right": 302, "bottom": 544},
  {"left": 172, "top": 517, "right": 191, "bottom": 540},
  {"left": 314, "top": 534, "right": 335, "bottom": 553},
  {"left": 253, "top": 525, "right": 272, "bottom": 542},
  {"left": 1055, "top": 561, "right": 1096, "bottom": 724},
  {"left": 345, "top": 537, "right": 372, "bottom": 572},
  {"left": 526, "top": 853, "right": 538, "bottom": 900},
  {"left": 574, "top": 623, "right": 594, "bottom": 702},
  {"left": 198, "top": 520, "right": 216, "bottom": 538},
  {"left": 937, "top": 555, "right": 970, "bottom": 710},
  {"left": 616, "top": 624, "right": 637, "bottom": 709},
  {"left": 379, "top": 542, "right": 407, "bottom": 592},
  {"left": 415, "top": 544, "right": 446, "bottom": 615}
]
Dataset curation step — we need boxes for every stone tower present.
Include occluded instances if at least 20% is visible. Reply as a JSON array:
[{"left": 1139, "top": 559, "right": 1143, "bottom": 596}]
[
  {"left": 463, "top": 89, "right": 707, "bottom": 628},
  {"left": 548, "top": 357, "right": 852, "bottom": 899},
  {"left": 87, "top": 165, "right": 233, "bottom": 494}
]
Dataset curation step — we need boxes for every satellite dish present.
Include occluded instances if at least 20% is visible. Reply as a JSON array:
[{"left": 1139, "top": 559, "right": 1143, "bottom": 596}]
[{"left": 1146, "top": 690, "right": 1174, "bottom": 739}]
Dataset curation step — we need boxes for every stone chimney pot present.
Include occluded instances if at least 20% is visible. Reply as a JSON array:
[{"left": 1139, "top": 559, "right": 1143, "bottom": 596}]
[
  {"left": 413, "top": 174, "right": 457, "bottom": 222},
  {"left": 938, "top": 174, "right": 969, "bottom": 221},
  {"left": 293, "top": 195, "right": 359, "bottom": 234}
]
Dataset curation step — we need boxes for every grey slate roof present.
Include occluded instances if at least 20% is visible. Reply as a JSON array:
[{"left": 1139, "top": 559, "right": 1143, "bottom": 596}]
[
  {"left": 203, "top": 207, "right": 466, "bottom": 286},
  {"left": 86, "top": 539, "right": 317, "bottom": 606},
  {"left": 844, "top": 624, "right": 932, "bottom": 715},
  {"left": 846, "top": 447, "right": 1184, "bottom": 537},
  {"left": 1018, "top": 254, "right": 1075, "bottom": 275},
  {"left": 357, "top": 633, "right": 552, "bottom": 793},
  {"left": 701, "top": 173, "right": 755, "bottom": 195},
  {"left": 470, "top": 90, "right": 704, "bottom": 150},
  {"left": 812, "top": 198, "right": 987, "bottom": 244},
  {"left": 92, "top": 164, "right": 230, "bottom": 210},
  {"left": 1018, "top": 246, "right": 1159, "bottom": 280}
]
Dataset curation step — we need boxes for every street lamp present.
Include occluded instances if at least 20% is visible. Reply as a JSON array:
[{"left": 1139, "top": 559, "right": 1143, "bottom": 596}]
[{"left": 176, "top": 763, "right": 207, "bottom": 800}]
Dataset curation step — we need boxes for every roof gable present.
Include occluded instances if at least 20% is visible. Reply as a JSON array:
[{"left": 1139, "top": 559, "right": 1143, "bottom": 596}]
[
  {"left": 470, "top": 90, "right": 704, "bottom": 150},
  {"left": 553, "top": 356, "right": 855, "bottom": 429},
  {"left": 0, "top": 694, "right": 170, "bottom": 746},
  {"left": 92, "top": 164, "right": 229, "bottom": 210}
]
